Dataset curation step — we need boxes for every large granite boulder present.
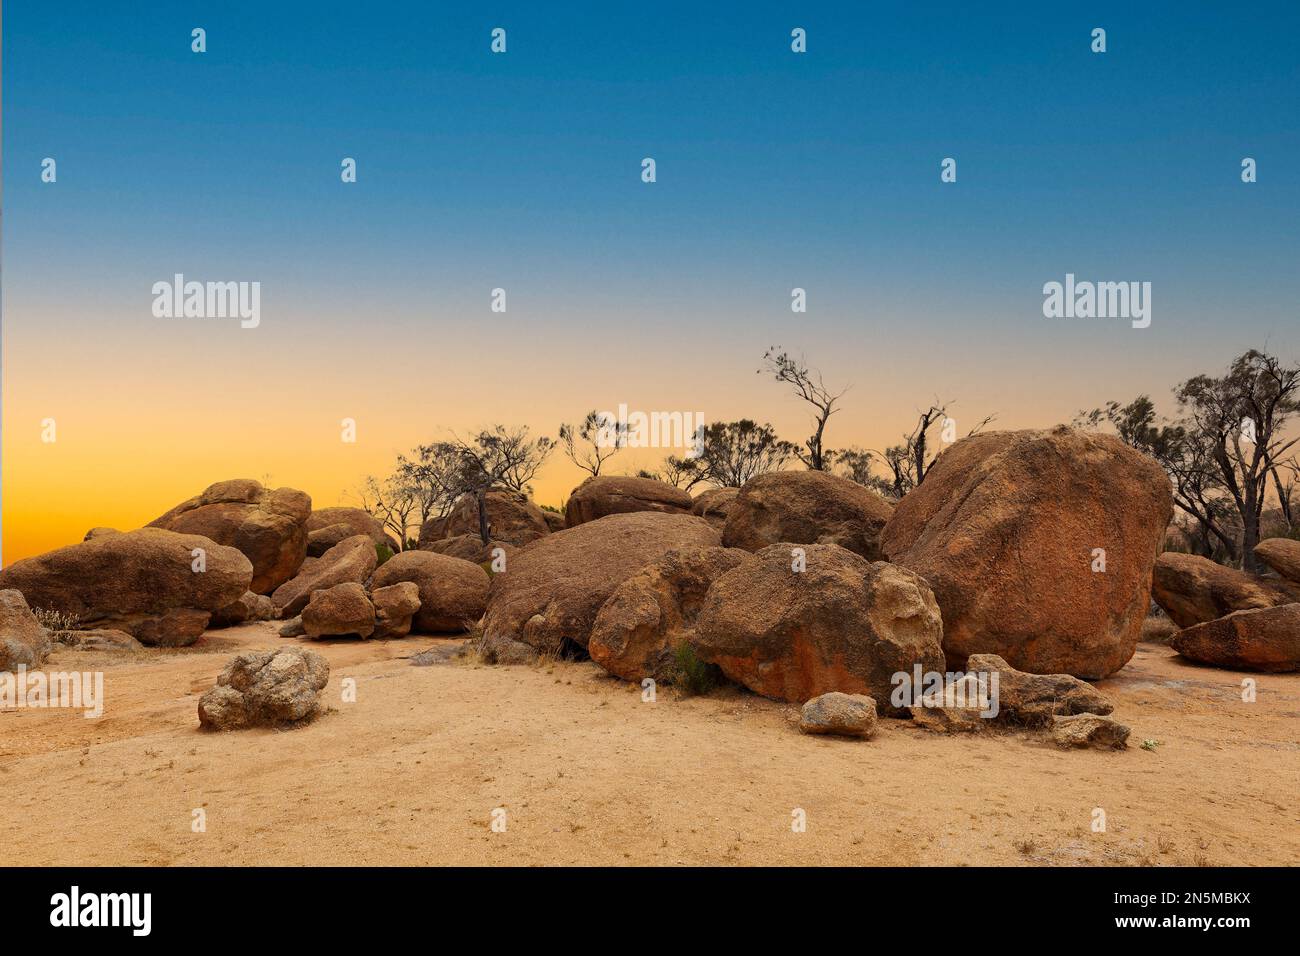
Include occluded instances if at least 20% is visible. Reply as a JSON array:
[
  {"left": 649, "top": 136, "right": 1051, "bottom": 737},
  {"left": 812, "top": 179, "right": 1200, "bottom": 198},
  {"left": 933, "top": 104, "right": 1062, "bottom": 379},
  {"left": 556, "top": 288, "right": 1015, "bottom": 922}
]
[
  {"left": 480, "top": 512, "right": 720, "bottom": 660},
  {"left": 1151, "top": 552, "right": 1300, "bottom": 628},
  {"left": 691, "top": 543, "right": 945, "bottom": 711},
  {"left": 0, "top": 528, "right": 252, "bottom": 646},
  {"left": 564, "top": 476, "right": 694, "bottom": 528},
  {"left": 1252, "top": 538, "right": 1300, "bottom": 585},
  {"left": 691, "top": 487, "right": 740, "bottom": 530},
  {"left": 302, "top": 582, "right": 375, "bottom": 639},
  {"left": 371, "top": 550, "right": 489, "bottom": 633},
  {"left": 305, "top": 506, "right": 388, "bottom": 545},
  {"left": 1170, "top": 604, "right": 1300, "bottom": 672},
  {"left": 371, "top": 582, "right": 421, "bottom": 638},
  {"left": 148, "top": 479, "right": 311, "bottom": 594},
  {"left": 271, "top": 534, "right": 377, "bottom": 618},
  {"left": 588, "top": 546, "right": 750, "bottom": 681},
  {"left": 880, "top": 427, "right": 1172, "bottom": 679},
  {"left": 722, "top": 471, "right": 894, "bottom": 560},
  {"left": 424, "top": 534, "right": 516, "bottom": 567}
]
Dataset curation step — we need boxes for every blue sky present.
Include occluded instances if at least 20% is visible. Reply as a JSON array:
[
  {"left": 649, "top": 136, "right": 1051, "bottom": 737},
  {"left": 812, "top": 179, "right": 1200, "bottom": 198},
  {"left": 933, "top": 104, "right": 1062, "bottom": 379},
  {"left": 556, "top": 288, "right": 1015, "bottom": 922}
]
[
  {"left": 3, "top": 1, "right": 1300, "bottom": 560},
  {"left": 7, "top": 2, "right": 1298, "bottom": 332}
]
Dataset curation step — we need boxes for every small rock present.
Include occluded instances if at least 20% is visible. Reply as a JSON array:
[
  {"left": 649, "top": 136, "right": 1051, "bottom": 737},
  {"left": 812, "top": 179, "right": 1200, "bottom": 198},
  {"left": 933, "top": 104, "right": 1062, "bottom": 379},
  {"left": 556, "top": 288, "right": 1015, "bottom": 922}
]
[
  {"left": 198, "top": 647, "right": 329, "bottom": 730},
  {"left": 1050, "top": 713, "right": 1130, "bottom": 750},
  {"left": 910, "top": 673, "right": 991, "bottom": 733},
  {"left": 278, "top": 615, "right": 306, "bottom": 638},
  {"left": 799, "top": 692, "right": 878, "bottom": 738}
]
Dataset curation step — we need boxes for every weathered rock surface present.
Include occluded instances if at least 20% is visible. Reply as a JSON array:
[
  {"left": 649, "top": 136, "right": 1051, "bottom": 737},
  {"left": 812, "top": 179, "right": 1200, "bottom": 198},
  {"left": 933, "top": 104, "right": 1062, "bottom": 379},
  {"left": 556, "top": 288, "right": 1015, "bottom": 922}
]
[
  {"left": 692, "top": 543, "right": 944, "bottom": 711},
  {"left": 271, "top": 535, "right": 377, "bottom": 618},
  {"left": 306, "top": 522, "right": 361, "bottom": 558},
  {"left": 798, "top": 692, "right": 878, "bottom": 738},
  {"left": 279, "top": 615, "right": 306, "bottom": 638},
  {"left": 479, "top": 512, "right": 721, "bottom": 661},
  {"left": 149, "top": 479, "right": 311, "bottom": 594},
  {"left": 438, "top": 492, "right": 551, "bottom": 547},
  {"left": 371, "top": 551, "right": 489, "bottom": 633},
  {"left": 1050, "top": 713, "right": 1130, "bottom": 750},
  {"left": 0, "top": 589, "right": 52, "bottom": 672},
  {"left": 1170, "top": 604, "right": 1300, "bottom": 672},
  {"left": 425, "top": 534, "right": 516, "bottom": 567},
  {"left": 371, "top": 582, "right": 421, "bottom": 639},
  {"left": 55, "top": 628, "right": 143, "bottom": 652},
  {"left": 1254, "top": 538, "right": 1300, "bottom": 584},
  {"left": 691, "top": 487, "right": 740, "bottom": 530},
  {"left": 197, "top": 647, "right": 329, "bottom": 730},
  {"left": 909, "top": 673, "right": 993, "bottom": 734},
  {"left": 722, "top": 471, "right": 894, "bottom": 560},
  {"left": 1152, "top": 552, "right": 1299, "bottom": 628},
  {"left": 0, "top": 528, "right": 252, "bottom": 647},
  {"left": 910, "top": 655, "right": 1116, "bottom": 734},
  {"left": 210, "top": 590, "right": 277, "bottom": 628},
  {"left": 542, "top": 510, "right": 566, "bottom": 533},
  {"left": 881, "top": 427, "right": 1172, "bottom": 678},
  {"left": 966, "top": 653, "right": 1114, "bottom": 726},
  {"left": 82, "top": 527, "right": 120, "bottom": 541},
  {"left": 305, "top": 507, "right": 389, "bottom": 548},
  {"left": 564, "top": 476, "right": 694, "bottom": 528},
  {"left": 588, "top": 546, "right": 750, "bottom": 681},
  {"left": 302, "top": 582, "right": 375, "bottom": 639}
]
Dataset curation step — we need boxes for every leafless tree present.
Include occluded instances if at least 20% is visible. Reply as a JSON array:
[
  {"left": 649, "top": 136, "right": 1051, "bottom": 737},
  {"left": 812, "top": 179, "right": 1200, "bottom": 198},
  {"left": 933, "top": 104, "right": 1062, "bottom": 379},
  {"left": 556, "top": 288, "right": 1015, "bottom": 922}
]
[
  {"left": 357, "top": 473, "right": 420, "bottom": 550},
  {"left": 1175, "top": 350, "right": 1300, "bottom": 571},
  {"left": 1075, "top": 397, "right": 1238, "bottom": 561},
  {"left": 395, "top": 441, "right": 464, "bottom": 534},
  {"left": 451, "top": 426, "right": 555, "bottom": 543},
  {"left": 559, "top": 411, "right": 627, "bottom": 477},
  {"left": 759, "top": 348, "right": 847, "bottom": 471},
  {"left": 858, "top": 401, "right": 994, "bottom": 499}
]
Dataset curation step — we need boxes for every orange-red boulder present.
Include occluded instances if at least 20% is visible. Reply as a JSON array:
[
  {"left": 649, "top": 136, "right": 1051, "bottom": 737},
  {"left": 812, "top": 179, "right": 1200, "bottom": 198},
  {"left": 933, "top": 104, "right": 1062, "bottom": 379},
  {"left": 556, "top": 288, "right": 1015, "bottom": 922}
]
[
  {"left": 691, "top": 543, "right": 944, "bottom": 711},
  {"left": 881, "top": 427, "right": 1172, "bottom": 678}
]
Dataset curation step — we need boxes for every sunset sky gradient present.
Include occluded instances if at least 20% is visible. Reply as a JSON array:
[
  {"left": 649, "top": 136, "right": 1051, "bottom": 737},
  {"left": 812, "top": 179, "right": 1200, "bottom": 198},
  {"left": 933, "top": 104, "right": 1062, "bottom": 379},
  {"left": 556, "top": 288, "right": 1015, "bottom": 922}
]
[{"left": 4, "top": 2, "right": 1298, "bottom": 562}]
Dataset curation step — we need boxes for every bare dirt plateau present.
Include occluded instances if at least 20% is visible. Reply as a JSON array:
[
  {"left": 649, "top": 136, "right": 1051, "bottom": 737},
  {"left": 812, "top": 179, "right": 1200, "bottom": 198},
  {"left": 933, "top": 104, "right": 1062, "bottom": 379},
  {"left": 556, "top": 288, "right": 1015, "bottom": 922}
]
[{"left": 2, "top": 625, "right": 1297, "bottom": 866}]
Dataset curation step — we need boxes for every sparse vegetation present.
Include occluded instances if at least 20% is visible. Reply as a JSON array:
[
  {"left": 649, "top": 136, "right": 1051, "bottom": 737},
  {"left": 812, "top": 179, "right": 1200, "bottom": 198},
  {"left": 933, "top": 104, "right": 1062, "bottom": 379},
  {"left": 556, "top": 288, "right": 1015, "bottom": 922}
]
[
  {"left": 670, "top": 643, "right": 719, "bottom": 696},
  {"left": 33, "top": 607, "right": 80, "bottom": 634}
]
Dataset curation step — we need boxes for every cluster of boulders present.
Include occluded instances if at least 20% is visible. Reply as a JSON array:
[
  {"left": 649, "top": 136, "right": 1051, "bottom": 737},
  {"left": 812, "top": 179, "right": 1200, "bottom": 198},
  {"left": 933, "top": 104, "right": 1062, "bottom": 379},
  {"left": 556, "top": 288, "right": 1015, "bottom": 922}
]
[
  {"left": 0, "top": 480, "right": 494, "bottom": 655},
  {"left": 469, "top": 426, "right": 1181, "bottom": 747},
  {"left": 6, "top": 422, "right": 1290, "bottom": 743},
  {"left": 1152, "top": 541, "right": 1300, "bottom": 672}
]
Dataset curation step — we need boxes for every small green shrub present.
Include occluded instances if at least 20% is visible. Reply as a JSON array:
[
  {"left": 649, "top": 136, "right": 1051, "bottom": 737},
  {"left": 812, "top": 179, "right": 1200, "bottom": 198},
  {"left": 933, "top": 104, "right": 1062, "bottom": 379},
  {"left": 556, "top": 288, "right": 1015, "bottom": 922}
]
[
  {"left": 375, "top": 542, "right": 394, "bottom": 565},
  {"left": 672, "top": 643, "right": 719, "bottom": 696}
]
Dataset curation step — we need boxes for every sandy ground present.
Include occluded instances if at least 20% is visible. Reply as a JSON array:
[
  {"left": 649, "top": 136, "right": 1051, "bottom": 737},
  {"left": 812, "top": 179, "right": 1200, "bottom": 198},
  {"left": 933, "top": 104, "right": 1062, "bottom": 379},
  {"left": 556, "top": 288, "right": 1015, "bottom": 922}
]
[{"left": 2, "top": 623, "right": 1297, "bottom": 867}]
